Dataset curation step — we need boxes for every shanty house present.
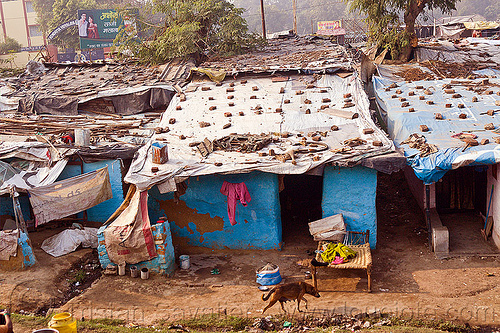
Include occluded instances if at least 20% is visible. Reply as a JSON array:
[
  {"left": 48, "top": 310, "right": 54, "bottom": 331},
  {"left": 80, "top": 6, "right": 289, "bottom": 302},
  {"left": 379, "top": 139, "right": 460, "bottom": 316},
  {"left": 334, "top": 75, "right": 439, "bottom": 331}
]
[
  {"left": 123, "top": 38, "right": 403, "bottom": 252},
  {"left": 0, "top": 60, "right": 193, "bottom": 271},
  {"left": 372, "top": 45, "right": 500, "bottom": 255}
]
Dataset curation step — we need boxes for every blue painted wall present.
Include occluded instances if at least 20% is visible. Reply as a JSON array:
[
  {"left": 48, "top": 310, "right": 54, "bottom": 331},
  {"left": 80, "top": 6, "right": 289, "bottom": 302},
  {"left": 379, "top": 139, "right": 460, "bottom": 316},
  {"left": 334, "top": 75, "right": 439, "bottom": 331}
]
[
  {"left": 19, "top": 231, "right": 36, "bottom": 267},
  {"left": 322, "top": 166, "right": 378, "bottom": 248},
  {"left": 97, "top": 221, "right": 176, "bottom": 275},
  {"left": 0, "top": 196, "right": 31, "bottom": 222},
  {"left": 57, "top": 160, "right": 124, "bottom": 223},
  {"left": 148, "top": 172, "right": 282, "bottom": 250}
]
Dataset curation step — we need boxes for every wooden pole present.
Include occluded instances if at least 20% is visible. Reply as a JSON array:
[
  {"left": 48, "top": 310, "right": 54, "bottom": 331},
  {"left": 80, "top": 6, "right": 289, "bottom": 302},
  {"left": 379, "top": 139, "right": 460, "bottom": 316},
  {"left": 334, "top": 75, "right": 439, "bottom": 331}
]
[
  {"left": 260, "top": 0, "right": 266, "bottom": 40},
  {"left": 292, "top": 0, "right": 297, "bottom": 35}
]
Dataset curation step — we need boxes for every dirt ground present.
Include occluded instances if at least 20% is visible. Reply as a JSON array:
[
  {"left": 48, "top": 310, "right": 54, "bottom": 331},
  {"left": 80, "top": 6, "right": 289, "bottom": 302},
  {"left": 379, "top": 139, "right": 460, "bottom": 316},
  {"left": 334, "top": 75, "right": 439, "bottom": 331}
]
[{"left": 3, "top": 171, "right": 500, "bottom": 329}]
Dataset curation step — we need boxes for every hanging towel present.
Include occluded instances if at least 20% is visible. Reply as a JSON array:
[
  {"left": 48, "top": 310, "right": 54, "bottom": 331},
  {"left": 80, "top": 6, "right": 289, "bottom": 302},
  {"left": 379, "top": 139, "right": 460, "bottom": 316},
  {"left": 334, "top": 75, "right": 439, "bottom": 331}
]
[{"left": 220, "top": 181, "right": 251, "bottom": 225}]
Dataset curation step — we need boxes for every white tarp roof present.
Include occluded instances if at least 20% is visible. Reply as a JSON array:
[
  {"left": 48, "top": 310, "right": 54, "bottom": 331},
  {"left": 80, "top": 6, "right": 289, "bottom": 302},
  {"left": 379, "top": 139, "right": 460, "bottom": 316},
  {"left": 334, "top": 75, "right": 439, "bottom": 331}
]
[{"left": 125, "top": 74, "right": 395, "bottom": 191}]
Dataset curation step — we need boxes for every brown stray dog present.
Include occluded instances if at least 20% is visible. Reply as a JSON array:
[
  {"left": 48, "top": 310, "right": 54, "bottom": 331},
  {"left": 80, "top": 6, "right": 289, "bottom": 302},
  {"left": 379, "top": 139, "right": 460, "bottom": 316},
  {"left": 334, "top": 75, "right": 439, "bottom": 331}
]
[{"left": 261, "top": 281, "right": 320, "bottom": 313}]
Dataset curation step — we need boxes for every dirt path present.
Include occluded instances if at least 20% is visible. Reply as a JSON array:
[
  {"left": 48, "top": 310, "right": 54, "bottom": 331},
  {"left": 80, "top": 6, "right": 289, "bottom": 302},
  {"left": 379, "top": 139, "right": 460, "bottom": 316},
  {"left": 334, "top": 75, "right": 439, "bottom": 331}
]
[{"left": 0, "top": 226, "right": 94, "bottom": 314}]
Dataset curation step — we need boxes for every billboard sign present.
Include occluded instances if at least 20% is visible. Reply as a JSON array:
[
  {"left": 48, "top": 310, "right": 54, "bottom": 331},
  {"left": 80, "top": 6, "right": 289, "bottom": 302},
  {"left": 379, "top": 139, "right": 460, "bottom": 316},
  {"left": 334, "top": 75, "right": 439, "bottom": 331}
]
[
  {"left": 77, "top": 9, "right": 137, "bottom": 49},
  {"left": 317, "top": 20, "right": 346, "bottom": 36}
]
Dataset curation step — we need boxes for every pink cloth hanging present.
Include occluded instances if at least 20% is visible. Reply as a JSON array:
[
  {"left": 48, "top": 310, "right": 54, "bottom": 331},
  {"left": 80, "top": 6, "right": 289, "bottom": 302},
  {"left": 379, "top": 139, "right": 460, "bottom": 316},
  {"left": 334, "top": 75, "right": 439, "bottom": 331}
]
[{"left": 220, "top": 181, "right": 251, "bottom": 226}]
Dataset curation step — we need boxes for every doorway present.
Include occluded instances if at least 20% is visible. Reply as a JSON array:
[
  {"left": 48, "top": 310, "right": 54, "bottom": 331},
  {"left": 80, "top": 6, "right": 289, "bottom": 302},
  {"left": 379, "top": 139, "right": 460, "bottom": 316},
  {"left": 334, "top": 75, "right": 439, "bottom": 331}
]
[
  {"left": 279, "top": 174, "right": 323, "bottom": 248},
  {"left": 435, "top": 166, "right": 496, "bottom": 253}
]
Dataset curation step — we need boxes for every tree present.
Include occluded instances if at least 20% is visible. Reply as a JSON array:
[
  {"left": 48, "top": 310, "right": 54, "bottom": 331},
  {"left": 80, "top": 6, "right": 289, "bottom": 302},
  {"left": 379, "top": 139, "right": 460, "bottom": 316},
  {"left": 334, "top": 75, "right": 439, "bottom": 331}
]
[
  {"left": 346, "top": 0, "right": 457, "bottom": 61},
  {"left": 455, "top": 0, "right": 500, "bottom": 21},
  {"left": 113, "top": 0, "right": 264, "bottom": 64},
  {"left": 32, "top": 0, "right": 56, "bottom": 35},
  {"left": 0, "top": 37, "right": 21, "bottom": 54}
]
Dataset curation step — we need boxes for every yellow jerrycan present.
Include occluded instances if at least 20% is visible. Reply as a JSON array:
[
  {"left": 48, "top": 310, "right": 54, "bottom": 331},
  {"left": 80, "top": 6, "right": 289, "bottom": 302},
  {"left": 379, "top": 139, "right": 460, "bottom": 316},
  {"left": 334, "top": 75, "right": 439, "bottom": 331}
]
[{"left": 48, "top": 312, "right": 77, "bottom": 333}]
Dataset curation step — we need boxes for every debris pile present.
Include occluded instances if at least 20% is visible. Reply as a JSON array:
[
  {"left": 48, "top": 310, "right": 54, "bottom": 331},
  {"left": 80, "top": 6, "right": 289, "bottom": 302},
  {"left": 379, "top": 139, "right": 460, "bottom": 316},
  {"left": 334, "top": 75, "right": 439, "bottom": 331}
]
[
  {"left": 212, "top": 134, "right": 274, "bottom": 153},
  {"left": 0, "top": 113, "right": 160, "bottom": 147},
  {"left": 3, "top": 59, "right": 193, "bottom": 102},
  {"left": 203, "top": 37, "right": 355, "bottom": 74},
  {"left": 395, "top": 67, "right": 435, "bottom": 81},
  {"left": 421, "top": 60, "right": 489, "bottom": 79},
  {"left": 248, "top": 313, "right": 393, "bottom": 332},
  {"left": 401, "top": 134, "right": 439, "bottom": 157}
]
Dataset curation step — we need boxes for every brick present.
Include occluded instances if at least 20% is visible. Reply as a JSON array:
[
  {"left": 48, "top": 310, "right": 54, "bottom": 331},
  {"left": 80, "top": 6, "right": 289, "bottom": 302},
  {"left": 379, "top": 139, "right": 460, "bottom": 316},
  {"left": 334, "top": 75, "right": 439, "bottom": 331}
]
[{"left": 485, "top": 123, "right": 495, "bottom": 130}]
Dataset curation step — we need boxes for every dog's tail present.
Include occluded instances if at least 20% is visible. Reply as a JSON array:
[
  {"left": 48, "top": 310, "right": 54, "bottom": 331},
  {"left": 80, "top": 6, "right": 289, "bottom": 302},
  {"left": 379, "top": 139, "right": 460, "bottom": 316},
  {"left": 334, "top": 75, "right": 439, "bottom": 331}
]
[{"left": 261, "top": 288, "right": 276, "bottom": 301}]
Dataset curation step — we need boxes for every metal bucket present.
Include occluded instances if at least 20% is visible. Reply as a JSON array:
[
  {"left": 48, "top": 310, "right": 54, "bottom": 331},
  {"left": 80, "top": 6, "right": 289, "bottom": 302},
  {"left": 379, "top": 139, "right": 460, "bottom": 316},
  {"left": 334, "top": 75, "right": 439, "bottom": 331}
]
[
  {"left": 118, "top": 263, "right": 126, "bottom": 276},
  {"left": 130, "top": 265, "right": 139, "bottom": 278},
  {"left": 74, "top": 128, "right": 91, "bottom": 147},
  {"left": 179, "top": 255, "right": 190, "bottom": 269},
  {"left": 141, "top": 267, "right": 149, "bottom": 280}
]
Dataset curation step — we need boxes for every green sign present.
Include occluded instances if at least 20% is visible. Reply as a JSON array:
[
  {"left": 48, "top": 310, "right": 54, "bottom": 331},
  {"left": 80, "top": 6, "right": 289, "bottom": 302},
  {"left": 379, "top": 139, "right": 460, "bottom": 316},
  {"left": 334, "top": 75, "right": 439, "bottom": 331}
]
[{"left": 77, "top": 9, "right": 137, "bottom": 49}]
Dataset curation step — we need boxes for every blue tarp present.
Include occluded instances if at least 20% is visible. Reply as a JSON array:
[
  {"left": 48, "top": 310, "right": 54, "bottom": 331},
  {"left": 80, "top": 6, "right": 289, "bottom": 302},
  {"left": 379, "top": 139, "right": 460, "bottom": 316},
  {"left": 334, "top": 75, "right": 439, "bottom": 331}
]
[{"left": 373, "top": 75, "right": 500, "bottom": 184}]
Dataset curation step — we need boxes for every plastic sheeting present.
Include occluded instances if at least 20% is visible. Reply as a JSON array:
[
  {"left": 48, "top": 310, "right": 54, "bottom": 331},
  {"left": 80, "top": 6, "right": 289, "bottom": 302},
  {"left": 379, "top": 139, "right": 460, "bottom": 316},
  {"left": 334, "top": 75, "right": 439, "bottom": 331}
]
[
  {"left": 78, "top": 85, "right": 175, "bottom": 115},
  {"left": 41, "top": 227, "right": 98, "bottom": 257},
  {"left": 464, "top": 22, "right": 500, "bottom": 30},
  {"left": 308, "top": 214, "right": 346, "bottom": 241},
  {"left": 124, "top": 74, "right": 395, "bottom": 191},
  {"left": 416, "top": 40, "right": 500, "bottom": 67},
  {"left": 29, "top": 167, "right": 112, "bottom": 225},
  {"left": 373, "top": 75, "right": 500, "bottom": 183},
  {"left": 0, "top": 229, "right": 19, "bottom": 260},
  {"left": 0, "top": 159, "right": 68, "bottom": 195}
]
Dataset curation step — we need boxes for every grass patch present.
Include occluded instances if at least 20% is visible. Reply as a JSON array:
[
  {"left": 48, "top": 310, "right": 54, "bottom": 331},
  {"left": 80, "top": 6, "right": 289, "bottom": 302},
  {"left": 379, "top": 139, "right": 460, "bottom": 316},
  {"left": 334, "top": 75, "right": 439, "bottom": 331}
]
[
  {"left": 11, "top": 313, "right": 50, "bottom": 329},
  {"left": 169, "top": 313, "right": 253, "bottom": 331},
  {"left": 9, "top": 312, "right": 482, "bottom": 333},
  {"left": 69, "top": 269, "right": 87, "bottom": 284}
]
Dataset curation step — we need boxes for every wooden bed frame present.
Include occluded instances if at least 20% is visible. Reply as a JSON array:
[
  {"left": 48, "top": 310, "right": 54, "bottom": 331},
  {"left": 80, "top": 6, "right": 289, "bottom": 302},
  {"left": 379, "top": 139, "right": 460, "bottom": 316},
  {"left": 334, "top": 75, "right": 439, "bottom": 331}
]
[{"left": 310, "top": 230, "right": 372, "bottom": 292}]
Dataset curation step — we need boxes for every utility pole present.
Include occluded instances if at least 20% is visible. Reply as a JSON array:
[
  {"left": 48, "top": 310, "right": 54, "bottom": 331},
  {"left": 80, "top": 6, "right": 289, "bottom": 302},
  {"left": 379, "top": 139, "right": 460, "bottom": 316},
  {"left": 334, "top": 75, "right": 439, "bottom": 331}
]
[
  {"left": 260, "top": 0, "right": 266, "bottom": 40},
  {"left": 292, "top": 0, "right": 297, "bottom": 35}
]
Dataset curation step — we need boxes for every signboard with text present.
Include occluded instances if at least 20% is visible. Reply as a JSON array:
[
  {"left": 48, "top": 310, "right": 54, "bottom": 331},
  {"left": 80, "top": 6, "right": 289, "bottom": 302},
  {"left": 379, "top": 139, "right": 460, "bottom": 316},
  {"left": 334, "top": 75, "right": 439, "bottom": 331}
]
[
  {"left": 77, "top": 9, "right": 137, "bottom": 49},
  {"left": 317, "top": 20, "right": 346, "bottom": 36}
]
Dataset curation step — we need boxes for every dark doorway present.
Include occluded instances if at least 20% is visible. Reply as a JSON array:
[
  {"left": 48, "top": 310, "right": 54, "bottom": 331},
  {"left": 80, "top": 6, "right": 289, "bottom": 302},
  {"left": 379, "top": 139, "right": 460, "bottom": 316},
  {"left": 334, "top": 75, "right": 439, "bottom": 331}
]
[
  {"left": 435, "top": 166, "right": 487, "bottom": 215},
  {"left": 435, "top": 166, "right": 495, "bottom": 253},
  {"left": 279, "top": 174, "right": 323, "bottom": 247}
]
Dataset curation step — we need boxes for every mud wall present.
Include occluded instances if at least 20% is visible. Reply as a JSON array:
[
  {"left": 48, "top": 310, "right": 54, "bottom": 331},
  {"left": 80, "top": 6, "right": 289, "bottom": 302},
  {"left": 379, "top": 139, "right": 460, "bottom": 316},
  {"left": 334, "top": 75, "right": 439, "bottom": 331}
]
[
  {"left": 58, "top": 159, "right": 124, "bottom": 223},
  {"left": 148, "top": 172, "right": 282, "bottom": 250},
  {"left": 322, "top": 165, "right": 378, "bottom": 248}
]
